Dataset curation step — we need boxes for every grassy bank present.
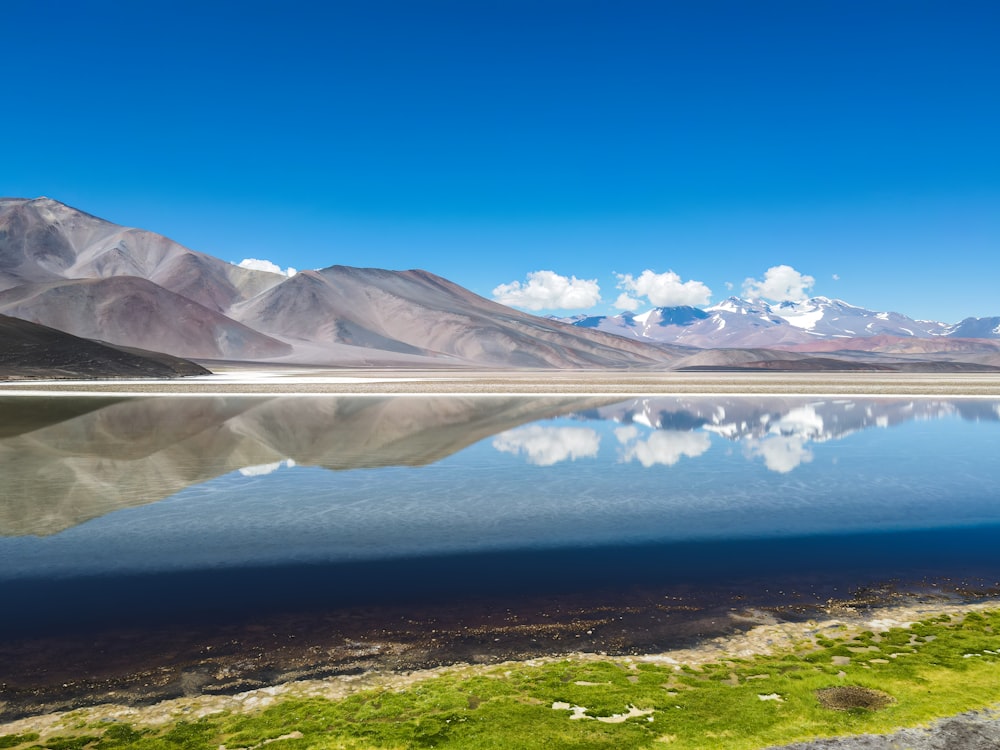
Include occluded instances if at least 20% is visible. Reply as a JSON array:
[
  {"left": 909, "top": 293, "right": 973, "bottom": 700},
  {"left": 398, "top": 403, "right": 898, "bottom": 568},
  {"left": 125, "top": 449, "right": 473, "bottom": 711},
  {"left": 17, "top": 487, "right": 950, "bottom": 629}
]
[{"left": 3, "top": 608, "right": 999, "bottom": 750}]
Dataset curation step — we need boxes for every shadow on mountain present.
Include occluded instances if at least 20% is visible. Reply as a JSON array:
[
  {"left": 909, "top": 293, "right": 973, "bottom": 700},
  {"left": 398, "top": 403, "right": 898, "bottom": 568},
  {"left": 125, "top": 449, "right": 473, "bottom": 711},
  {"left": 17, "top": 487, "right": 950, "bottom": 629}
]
[{"left": 0, "top": 313, "right": 210, "bottom": 381}]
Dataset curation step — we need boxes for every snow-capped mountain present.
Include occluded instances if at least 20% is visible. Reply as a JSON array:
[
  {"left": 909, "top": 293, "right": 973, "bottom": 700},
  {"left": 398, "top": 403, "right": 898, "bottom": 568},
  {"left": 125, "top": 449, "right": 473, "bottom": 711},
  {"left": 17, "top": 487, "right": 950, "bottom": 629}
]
[
  {"left": 560, "top": 296, "right": 991, "bottom": 348},
  {"left": 565, "top": 306, "right": 709, "bottom": 338},
  {"left": 766, "top": 297, "right": 948, "bottom": 338},
  {"left": 945, "top": 316, "right": 1000, "bottom": 338}
]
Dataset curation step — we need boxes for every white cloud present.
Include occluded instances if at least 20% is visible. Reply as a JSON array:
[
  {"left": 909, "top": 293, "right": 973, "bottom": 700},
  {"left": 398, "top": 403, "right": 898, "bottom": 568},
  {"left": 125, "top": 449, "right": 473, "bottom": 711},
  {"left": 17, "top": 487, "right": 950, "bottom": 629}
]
[
  {"left": 237, "top": 258, "right": 298, "bottom": 277},
  {"left": 616, "top": 270, "right": 712, "bottom": 307},
  {"left": 743, "top": 265, "right": 814, "bottom": 302},
  {"left": 614, "top": 293, "right": 641, "bottom": 311},
  {"left": 745, "top": 436, "right": 813, "bottom": 473},
  {"left": 492, "top": 425, "right": 601, "bottom": 466},
  {"left": 725, "top": 281, "right": 734, "bottom": 291},
  {"left": 832, "top": 273, "right": 841, "bottom": 281},
  {"left": 492, "top": 270, "right": 601, "bottom": 311},
  {"left": 619, "top": 430, "right": 711, "bottom": 467}
]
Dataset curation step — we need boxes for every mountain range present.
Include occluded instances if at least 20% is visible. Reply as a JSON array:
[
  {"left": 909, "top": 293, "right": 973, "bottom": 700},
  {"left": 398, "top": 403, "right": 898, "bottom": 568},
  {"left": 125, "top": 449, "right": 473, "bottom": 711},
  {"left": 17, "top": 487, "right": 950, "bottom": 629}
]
[
  {"left": 1, "top": 196, "right": 999, "bottom": 372},
  {"left": 561, "top": 295, "right": 1000, "bottom": 348},
  {"left": 0, "top": 197, "right": 679, "bottom": 369}
]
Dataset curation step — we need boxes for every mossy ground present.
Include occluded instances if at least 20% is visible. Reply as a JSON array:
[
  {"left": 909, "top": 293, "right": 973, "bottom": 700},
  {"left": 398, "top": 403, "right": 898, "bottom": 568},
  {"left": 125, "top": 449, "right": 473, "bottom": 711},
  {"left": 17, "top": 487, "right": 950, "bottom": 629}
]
[{"left": 3, "top": 610, "right": 999, "bottom": 750}]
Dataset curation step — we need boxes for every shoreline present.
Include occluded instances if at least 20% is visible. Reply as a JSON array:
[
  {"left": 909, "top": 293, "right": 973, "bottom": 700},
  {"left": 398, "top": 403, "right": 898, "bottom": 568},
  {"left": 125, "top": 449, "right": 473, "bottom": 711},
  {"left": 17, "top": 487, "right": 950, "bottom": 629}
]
[
  {"left": 2, "top": 369, "right": 1000, "bottom": 396},
  {"left": 3, "top": 592, "right": 1000, "bottom": 743}
]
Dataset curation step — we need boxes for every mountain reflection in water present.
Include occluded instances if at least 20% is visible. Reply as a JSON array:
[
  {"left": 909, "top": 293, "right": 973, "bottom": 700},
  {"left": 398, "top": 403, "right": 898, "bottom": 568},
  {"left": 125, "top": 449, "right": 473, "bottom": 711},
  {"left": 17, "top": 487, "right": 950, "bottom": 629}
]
[
  {"left": 0, "top": 395, "right": 611, "bottom": 536},
  {"left": 1, "top": 395, "right": 999, "bottom": 543},
  {"left": 2, "top": 393, "right": 1000, "bottom": 704}
]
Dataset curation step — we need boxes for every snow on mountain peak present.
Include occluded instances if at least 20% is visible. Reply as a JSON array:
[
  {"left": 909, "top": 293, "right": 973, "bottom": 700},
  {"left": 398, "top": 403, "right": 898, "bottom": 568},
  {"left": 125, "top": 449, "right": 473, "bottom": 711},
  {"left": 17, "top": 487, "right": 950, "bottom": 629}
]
[{"left": 562, "top": 293, "right": 988, "bottom": 348}]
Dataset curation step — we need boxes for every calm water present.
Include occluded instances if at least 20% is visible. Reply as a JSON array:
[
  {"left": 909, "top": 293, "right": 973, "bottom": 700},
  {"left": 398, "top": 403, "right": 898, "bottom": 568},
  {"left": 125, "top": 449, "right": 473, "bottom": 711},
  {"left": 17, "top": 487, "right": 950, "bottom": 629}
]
[{"left": 2, "top": 394, "right": 1000, "bottom": 637}]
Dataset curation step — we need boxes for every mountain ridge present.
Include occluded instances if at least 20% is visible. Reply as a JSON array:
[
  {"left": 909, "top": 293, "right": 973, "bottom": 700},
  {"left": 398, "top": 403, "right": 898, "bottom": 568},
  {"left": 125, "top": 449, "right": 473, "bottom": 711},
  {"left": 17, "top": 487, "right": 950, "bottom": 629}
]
[
  {"left": 2, "top": 196, "right": 998, "bottom": 372},
  {"left": 557, "top": 294, "right": 996, "bottom": 349},
  {"left": 0, "top": 197, "right": 683, "bottom": 369}
]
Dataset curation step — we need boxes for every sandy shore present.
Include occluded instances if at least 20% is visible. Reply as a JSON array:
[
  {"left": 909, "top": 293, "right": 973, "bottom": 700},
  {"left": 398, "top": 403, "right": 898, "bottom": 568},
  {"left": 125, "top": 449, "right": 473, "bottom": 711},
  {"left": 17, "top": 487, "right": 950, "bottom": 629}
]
[{"left": 2, "top": 368, "right": 1000, "bottom": 396}]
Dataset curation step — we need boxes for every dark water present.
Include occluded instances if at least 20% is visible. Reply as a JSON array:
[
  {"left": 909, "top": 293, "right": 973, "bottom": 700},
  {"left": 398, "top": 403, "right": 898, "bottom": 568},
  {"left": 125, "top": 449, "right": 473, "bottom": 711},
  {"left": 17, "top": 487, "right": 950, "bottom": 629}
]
[{"left": 1, "top": 394, "right": 999, "bottom": 714}]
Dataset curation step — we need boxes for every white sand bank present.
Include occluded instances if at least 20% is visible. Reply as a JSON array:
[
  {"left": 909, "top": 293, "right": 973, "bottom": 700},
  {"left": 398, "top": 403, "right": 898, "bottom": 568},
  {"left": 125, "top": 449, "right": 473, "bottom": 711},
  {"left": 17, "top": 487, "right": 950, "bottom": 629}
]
[{"left": 2, "top": 369, "right": 1000, "bottom": 396}]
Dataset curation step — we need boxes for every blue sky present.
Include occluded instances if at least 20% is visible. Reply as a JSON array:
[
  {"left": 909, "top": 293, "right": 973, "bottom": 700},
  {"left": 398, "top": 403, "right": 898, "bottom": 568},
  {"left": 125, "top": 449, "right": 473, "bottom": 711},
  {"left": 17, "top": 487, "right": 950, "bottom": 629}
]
[{"left": 4, "top": 0, "right": 999, "bottom": 321}]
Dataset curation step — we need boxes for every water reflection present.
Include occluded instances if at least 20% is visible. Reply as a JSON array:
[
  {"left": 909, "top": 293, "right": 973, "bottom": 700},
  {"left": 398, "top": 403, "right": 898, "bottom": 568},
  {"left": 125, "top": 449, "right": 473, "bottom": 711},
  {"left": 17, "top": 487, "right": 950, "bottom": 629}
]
[
  {"left": 0, "top": 395, "right": 611, "bottom": 536},
  {"left": 1, "top": 394, "right": 999, "bottom": 545},
  {"left": 585, "top": 396, "right": 1000, "bottom": 441},
  {"left": 575, "top": 397, "right": 1000, "bottom": 473},
  {"left": 615, "top": 427, "right": 712, "bottom": 467},
  {"left": 492, "top": 425, "right": 601, "bottom": 466}
]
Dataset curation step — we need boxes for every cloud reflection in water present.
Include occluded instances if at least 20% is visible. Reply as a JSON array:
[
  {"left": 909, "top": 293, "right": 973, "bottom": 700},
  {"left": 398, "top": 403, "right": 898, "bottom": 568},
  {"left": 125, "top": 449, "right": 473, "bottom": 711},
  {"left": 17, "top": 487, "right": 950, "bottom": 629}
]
[{"left": 492, "top": 425, "right": 600, "bottom": 466}]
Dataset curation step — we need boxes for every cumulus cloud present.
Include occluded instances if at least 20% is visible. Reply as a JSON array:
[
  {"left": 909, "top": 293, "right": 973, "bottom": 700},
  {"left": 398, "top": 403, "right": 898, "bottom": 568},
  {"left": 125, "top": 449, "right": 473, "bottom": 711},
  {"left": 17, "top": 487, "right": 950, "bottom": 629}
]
[
  {"left": 492, "top": 270, "right": 601, "bottom": 311},
  {"left": 238, "top": 258, "right": 297, "bottom": 277},
  {"left": 725, "top": 281, "right": 734, "bottom": 291},
  {"left": 614, "top": 293, "right": 642, "bottom": 311},
  {"left": 743, "top": 265, "right": 814, "bottom": 302},
  {"left": 618, "top": 429, "right": 711, "bottom": 467},
  {"left": 492, "top": 425, "right": 601, "bottom": 466},
  {"left": 616, "top": 270, "right": 712, "bottom": 307},
  {"left": 832, "top": 273, "right": 840, "bottom": 281}
]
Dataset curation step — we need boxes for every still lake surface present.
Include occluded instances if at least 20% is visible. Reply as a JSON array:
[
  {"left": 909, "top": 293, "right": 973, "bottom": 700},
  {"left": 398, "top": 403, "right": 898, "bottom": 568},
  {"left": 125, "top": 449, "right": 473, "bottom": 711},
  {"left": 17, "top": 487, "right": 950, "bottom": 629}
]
[{"left": 2, "top": 394, "right": 1000, "bottom": 640}]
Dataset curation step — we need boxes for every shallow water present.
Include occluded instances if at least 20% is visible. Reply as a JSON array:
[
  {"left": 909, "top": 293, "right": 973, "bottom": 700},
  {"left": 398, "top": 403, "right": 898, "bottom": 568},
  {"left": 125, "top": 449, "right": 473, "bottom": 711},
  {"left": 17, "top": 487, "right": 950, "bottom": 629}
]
[{"left": 2, "top": 394, "right": 1000, "bottom": 635}]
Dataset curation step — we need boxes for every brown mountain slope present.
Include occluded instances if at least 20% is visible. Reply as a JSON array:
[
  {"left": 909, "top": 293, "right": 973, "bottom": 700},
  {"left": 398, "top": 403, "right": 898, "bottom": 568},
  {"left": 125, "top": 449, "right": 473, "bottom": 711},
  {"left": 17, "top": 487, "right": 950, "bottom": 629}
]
[
  {"left": 772, "top": 335, "right": 1000, "bottom": 368},
  {"left": 672, "top": 346, "right": 1000, "bottom": 372},
  {"left": 0, "top": 277, "right": 291, "bottom": 360},
  {"left": 234, "top": 266, "right": 684, "bottom": 368},
  {"left": 0, "top": 197, "right": 285, "bottom": 310},
  {"left": 0, "top": 313, "right": 209, "bottom": 380},
  {"left": 2, "top": 198, "right": 688, "bottom": 368}
]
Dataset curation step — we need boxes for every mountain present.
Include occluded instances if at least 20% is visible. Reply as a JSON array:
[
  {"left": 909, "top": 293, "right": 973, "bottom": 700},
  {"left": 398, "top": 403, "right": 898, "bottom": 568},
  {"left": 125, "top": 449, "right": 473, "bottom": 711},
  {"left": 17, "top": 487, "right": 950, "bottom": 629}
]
[
  {"left": 0, "top": 197, "right": 682, "bottom": 369},
  {"left": 232, "top": 266, "right": 679, "bottom": 367},
  {"left": 0, "top": 197, "right": 285, "bottom": 307},
  {"left": 0, "top": 313, "right": 210, "bottom": 380},
  {"left": 775, "top": 334, "right": 1000, "bottom": 368},
  {"left": 3, "top": 197, "right": 997, "bottom": 370},
  {"left": 945, "top": 317, "right": 1000, "bottom": 338},
  {"left": 560, "top": 296, "right": 995, "bottom": 349},
  {"left": 0, "top": 277, "right": 292, "bottom": 360}
]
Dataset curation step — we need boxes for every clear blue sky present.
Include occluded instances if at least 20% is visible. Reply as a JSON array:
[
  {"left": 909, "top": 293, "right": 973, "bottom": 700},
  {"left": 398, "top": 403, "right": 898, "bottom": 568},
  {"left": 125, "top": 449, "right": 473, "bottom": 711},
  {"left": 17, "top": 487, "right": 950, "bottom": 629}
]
[{"left": 4, "top": 0, "right": 999, "bottom": 321}]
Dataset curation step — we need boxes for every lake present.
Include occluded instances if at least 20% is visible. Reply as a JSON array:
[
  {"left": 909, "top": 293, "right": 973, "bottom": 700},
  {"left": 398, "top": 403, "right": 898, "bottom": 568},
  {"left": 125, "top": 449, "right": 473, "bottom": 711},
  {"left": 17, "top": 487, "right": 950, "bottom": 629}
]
[{"left": 2, "top": 393, "right": 1000, "bottom": 714}]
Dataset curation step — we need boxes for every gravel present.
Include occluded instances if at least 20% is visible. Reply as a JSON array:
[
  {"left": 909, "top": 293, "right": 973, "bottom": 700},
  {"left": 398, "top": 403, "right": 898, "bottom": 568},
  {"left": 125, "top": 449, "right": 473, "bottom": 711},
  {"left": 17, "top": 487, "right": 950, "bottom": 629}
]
[{"left": 768, "top": 708, "right": 1000, "bottom": 750}]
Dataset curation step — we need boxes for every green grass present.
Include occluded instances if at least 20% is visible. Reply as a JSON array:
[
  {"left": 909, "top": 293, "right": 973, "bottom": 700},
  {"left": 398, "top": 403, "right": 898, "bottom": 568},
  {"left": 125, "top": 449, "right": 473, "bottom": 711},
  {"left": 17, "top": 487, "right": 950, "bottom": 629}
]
[{"left": 4, "top": 609, "right": 1000, "bottom": 749}]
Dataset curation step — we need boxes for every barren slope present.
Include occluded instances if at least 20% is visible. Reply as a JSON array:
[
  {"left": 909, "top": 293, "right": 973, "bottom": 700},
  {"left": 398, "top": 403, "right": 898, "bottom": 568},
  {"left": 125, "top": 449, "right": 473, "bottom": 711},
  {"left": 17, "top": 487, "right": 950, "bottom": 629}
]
[
  {"left": 0, "top": 197, "right": 285, "bottom": 309},
  {"left": 0, "top": 313, "right": 209, "bottom": 380},
  {"left": 235, "top": 266, "right": 684, "bottom": 368},
  {"left": 0, "top": 277, "right": 291, "bottom": 360}
]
